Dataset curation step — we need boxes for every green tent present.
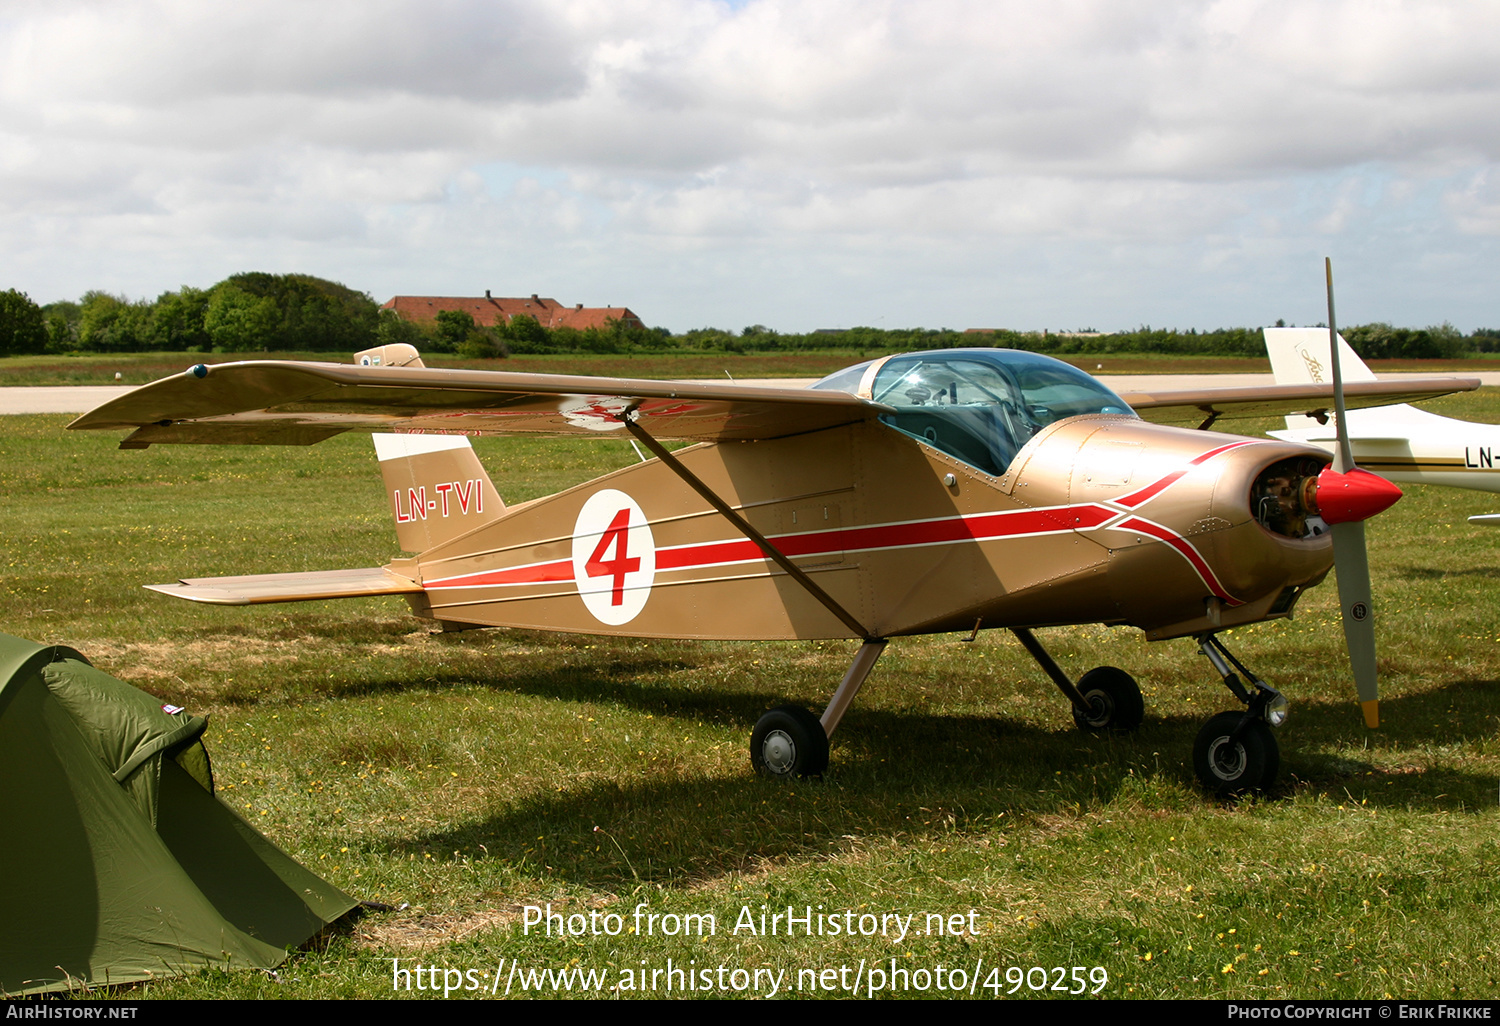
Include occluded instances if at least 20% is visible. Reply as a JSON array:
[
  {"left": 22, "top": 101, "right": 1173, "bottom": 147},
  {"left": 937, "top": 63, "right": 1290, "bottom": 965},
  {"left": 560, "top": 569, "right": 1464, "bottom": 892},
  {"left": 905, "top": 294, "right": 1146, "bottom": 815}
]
[{"left": 0, "top": 632, "right": 356, "bottom": 995}]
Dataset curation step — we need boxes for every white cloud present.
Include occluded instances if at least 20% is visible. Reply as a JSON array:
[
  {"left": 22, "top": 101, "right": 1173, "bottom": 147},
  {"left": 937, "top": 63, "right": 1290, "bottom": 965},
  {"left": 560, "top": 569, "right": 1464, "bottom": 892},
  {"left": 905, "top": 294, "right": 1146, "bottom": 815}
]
[{"left": 2, "top": 0, "right": 1499, "bottom": 328}]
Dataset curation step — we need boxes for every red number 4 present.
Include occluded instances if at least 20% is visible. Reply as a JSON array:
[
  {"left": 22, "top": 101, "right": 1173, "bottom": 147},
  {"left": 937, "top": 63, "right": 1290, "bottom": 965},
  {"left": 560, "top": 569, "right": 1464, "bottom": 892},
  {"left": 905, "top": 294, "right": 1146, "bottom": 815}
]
[{"left": 586, "top": 509, "right": 640, "bottom": 606}]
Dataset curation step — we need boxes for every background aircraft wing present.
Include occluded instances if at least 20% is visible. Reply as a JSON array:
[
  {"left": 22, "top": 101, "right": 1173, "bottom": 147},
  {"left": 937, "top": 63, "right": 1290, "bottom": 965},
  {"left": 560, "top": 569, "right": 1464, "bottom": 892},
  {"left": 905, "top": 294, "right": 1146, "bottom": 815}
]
[
  {"left": 69, "top": 361, "right": 890, "bottom": 447},
  {"left": 1118, "top": 378, "right": 1479, "bottom": 427}
]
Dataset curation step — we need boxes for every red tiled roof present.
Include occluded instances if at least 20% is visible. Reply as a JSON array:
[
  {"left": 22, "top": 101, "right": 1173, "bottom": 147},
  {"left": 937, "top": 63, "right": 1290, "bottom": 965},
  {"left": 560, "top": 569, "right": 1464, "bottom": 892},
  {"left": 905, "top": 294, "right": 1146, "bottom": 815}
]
[{"left": 382, "top": 295, "right": 642, "bottom": 331}]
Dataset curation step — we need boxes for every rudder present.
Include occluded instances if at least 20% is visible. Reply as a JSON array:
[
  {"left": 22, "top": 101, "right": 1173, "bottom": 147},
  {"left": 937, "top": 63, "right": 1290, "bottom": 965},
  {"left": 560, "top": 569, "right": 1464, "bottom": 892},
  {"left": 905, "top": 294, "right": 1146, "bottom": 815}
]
[{"left": 374, "top": 433, "right": 506, "bottom": 553}]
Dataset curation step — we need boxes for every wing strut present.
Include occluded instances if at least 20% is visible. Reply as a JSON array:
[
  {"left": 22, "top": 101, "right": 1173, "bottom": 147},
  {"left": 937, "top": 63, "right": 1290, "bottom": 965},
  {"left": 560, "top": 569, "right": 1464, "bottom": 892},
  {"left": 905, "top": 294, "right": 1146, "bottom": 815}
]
[{"left": 621, "top": 411, "right": 877, "bottom": 641}]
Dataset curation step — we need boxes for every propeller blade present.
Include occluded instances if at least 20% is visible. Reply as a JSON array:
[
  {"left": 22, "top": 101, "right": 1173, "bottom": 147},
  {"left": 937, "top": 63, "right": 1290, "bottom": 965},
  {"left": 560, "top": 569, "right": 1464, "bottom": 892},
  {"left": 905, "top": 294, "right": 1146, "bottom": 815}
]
[
  {"left": 1326, "top": 260, "right": 1354, "bottom": 475},
  {"left": 1324, "top": 258, "right": 1383, "bottom": 728},
  {"left": 1330, "top": 520, "right": 1380, "bottom": 727}
]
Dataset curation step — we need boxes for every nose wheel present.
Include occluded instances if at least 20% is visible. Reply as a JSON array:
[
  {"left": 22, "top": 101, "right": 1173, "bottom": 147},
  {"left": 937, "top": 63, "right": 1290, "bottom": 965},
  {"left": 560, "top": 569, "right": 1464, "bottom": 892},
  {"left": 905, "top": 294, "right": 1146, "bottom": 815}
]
[
  {"left": 1192, "top": 634, "right": 1287, "bottom": 795},
  {"left": 1193, "top": 712, "right": 1279, "bottom": 796}
]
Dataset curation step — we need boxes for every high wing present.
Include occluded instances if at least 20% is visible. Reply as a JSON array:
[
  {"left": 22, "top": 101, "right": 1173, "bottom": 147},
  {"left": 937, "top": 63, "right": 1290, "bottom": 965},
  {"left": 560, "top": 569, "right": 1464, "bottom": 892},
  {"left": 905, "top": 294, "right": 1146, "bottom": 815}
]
[
  {"left": 1118, "top": 378, "right": 1480, "bottom": 429},
  {"left": 68, "top": 360, "right": 890, "bottom": 448},
  {"left": 67, "top": 355, "right": 1480, "bottom": 448}
]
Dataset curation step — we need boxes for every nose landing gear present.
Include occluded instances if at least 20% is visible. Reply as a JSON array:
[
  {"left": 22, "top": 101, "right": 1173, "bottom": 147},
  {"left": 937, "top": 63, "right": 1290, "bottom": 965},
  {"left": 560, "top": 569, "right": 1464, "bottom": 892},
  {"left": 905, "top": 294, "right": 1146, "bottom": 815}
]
[{"left": 1193, "top": 633, "right": 1288, "bottom": 796}]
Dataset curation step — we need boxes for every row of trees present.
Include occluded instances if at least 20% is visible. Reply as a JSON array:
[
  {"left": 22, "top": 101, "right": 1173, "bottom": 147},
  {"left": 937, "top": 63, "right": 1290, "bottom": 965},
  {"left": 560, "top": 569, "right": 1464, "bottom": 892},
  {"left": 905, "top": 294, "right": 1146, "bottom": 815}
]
[
  {"left": 672, "top": 321, "right": 1478, "bottom": 360},
  {"left": 0, "top": 277, "right": 1492, "bottom": 359},
  {"left": 0, "top": 276, "right": 667, "bottom": 358},
  {"left": 1, "top": 274, "right": 381, "bottom": 355},
  {"left": 375, "top": 307, "right": 671, "bottom": 358}
]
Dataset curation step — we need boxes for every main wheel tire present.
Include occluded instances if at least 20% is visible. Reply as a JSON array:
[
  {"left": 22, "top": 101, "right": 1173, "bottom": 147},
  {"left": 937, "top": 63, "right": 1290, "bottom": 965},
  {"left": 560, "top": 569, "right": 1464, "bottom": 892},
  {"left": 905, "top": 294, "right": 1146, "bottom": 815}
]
[
  {"left": 1193, "top": 711, "right": 1279, "bottom": 796},
  {"left": 750, "top": 705, "right": 829, "bottom": 779},
  {"left": 1072, "top": 666, "right": 1145, "bottom": 733}
]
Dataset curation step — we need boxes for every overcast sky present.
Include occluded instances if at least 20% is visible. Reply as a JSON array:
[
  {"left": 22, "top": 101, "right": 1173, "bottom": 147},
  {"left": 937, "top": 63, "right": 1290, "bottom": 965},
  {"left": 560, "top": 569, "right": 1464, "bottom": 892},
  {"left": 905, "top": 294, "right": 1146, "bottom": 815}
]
[{"left": 3, "top": 0, "right": 1498, "bottom": 333}]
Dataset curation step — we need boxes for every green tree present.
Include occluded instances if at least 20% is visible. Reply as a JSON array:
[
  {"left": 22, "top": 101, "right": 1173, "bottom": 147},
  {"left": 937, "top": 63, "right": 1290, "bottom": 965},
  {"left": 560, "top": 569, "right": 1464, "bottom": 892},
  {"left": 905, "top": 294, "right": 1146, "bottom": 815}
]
[
  {"left": 376, "top": 308, "right": 429, "bottom": 350},
  {"left": 41, "top": 300, "right": 80, "bottom": 353},
  {"left": 1343, "top": 322, "right": 1462, "bottom": 360},
  {"left": 679, "top": 327, "right": 741, "bottom": 352},
  {"left": 498, "top": 313, "right": 550, "bottom": 354},
  {"left": 433, "top": 310, "right": 477, "bottom": 353},
  {"left": 1428, "top": 322, "right": 1466, "bottom": 359},
  {"left": 77, "top": 292, "right": 151, "bottom": 351},
  {"left": 220, "top": 272, "right": 379, "bottom": 351},
  {"left": 205, "top": 284, "right": 279, "bottom": 352},
  {"left": 0, "top": 289, "right": 47, "bottom": 355},
  {"left": 456, "top": 328, "right": 505, "bottom": 359},
  {"left": 150, "top": 287, "right": 211, "bottom": 351},
  {"left": 741, "top": 324, "right": 780, "bottom": 349}
]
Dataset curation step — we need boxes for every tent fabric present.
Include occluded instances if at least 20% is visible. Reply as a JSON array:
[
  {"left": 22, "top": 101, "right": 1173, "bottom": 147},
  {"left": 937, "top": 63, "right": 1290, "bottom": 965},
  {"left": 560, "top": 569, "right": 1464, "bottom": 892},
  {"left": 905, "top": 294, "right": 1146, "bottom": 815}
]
[
  {"left": 0, "top": 632, "right": 357, "bottom": 996},
  {"left": 41, "top": 656, "right": 213, "bottom": 827}
]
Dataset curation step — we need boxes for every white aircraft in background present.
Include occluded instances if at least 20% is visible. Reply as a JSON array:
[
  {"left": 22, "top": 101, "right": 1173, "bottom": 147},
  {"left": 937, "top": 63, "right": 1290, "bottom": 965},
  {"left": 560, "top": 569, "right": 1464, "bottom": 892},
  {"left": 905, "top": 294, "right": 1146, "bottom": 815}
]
[{"left": 1265, "top": 327, "right": 1500, "bottom": 524}]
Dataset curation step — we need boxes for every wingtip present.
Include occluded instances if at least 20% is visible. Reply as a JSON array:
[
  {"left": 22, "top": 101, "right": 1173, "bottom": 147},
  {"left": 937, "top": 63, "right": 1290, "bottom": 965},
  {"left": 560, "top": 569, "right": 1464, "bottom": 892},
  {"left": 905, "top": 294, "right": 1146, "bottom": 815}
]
[{"left": 1361, "top": 699, "right": 1380, "bottom": 729}]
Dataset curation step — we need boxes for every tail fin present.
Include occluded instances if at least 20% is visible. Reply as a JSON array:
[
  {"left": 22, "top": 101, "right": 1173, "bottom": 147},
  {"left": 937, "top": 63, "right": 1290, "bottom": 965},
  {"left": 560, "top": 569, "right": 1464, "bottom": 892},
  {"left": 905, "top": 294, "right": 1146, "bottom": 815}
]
[
  {"left": 357, "top": 342, "right": 510, "bottom": 552},
  {"left": 374, "top": 434, "right": 506, "bottom": 553},
  {"left": 1265, "top": 327, "right": 1377, "bottom": 385},
  {"left": 1265, "top": 328, "right": 1377, "bottom": 431},
  {"left": 353, "top": 344, "right": 507, "bottom": 552}
]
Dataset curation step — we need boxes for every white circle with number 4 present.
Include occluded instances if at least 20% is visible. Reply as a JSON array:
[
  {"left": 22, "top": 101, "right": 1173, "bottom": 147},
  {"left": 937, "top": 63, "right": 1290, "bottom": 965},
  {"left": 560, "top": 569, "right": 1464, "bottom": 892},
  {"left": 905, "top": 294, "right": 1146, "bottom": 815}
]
[{"left": 572, "top": 489, "right": 656, "bottom": 625}]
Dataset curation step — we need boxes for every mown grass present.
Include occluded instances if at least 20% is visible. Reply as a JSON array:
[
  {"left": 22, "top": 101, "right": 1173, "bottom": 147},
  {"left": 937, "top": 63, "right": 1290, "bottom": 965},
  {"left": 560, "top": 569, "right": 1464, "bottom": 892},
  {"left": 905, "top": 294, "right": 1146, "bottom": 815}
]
[{"left": 6, "top": 390, "right": 1500, "bottom": 1000}]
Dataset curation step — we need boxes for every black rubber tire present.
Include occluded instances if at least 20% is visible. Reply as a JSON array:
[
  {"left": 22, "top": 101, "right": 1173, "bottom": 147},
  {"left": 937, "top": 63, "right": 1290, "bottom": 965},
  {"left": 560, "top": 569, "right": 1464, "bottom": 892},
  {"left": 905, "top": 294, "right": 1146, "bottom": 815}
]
[
  {"left": 1071, "top": 666, "right": 1145, "bottom": 733},
  {"left": 1193, "top": 711, "right": 1279, "bottom": 796},
  {"left": 750, "top": 705, "right": 829, "bottom": 779}
]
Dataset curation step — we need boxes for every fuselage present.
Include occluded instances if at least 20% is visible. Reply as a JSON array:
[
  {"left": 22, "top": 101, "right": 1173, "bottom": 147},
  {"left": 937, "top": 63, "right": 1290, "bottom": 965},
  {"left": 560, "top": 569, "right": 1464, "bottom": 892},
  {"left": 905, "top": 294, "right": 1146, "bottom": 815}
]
[{"left": 400, "top": 350, "right": 1337, "bottom": 644}]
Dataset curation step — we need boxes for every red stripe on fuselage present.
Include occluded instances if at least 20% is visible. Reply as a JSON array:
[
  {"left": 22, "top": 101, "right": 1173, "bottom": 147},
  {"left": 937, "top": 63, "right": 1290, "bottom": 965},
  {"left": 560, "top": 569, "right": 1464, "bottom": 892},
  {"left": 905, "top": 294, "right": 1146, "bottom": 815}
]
[
  {"left": 1116, "top": 515, "right": 1240, "bottom": 604},
  {"left": 656, "top": 503, "right": 1116, "bottom": 571},
  {"left": 418, "top": 440, "right": 1253, "bottom": 594},
  {"left": 1112, "top": 439, "right": 1261, "bottom": 508},
  {"left": 426, "top": 559, "right": 573, "bottom": 589},
  {"left": 421, "top": 505, "right": 1119, "bottom": 590}
]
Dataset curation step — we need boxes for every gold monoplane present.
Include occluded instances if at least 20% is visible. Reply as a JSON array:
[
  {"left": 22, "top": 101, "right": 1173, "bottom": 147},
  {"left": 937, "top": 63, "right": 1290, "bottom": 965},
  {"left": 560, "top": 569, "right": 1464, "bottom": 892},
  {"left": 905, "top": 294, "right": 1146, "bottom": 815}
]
[{"left": 71, "top": 297, "right": 1475, "bottom": 794}]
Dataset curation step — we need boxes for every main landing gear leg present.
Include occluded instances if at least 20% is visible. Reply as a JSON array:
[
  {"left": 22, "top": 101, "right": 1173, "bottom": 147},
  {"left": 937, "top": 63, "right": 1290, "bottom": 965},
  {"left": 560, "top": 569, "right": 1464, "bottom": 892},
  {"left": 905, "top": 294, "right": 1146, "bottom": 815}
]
[
  {"left": 1010, "top": 628, "right": 1144, "bottom": 733},
  {"left": 1192, "top": 633, "right": 1289, "bottom": 796},
  {"left": 751, "top": 640, "right": 887, "bottom": 780}
]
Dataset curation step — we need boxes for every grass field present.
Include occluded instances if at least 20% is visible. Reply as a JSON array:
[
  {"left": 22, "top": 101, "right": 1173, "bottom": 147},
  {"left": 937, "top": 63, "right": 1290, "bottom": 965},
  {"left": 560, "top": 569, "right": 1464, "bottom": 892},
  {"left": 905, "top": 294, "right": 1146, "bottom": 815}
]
[{"left": 6, "top": 388, "right": 1500, "bottom": 1000}]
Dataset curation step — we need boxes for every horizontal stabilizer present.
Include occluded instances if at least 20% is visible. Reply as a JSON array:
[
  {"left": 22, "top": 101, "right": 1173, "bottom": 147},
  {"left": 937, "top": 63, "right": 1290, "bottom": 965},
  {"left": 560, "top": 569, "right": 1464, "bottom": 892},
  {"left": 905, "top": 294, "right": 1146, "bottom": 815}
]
[{"left": 146, "top": 567, "right": 423, "bottom": 605}]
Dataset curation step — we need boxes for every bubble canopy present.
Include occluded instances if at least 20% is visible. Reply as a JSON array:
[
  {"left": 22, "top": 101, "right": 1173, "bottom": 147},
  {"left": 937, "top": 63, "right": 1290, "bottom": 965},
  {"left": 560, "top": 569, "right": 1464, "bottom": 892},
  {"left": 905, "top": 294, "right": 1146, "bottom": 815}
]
[{"left": 811, "top": 348, "right": 1136, "bottom": 477}]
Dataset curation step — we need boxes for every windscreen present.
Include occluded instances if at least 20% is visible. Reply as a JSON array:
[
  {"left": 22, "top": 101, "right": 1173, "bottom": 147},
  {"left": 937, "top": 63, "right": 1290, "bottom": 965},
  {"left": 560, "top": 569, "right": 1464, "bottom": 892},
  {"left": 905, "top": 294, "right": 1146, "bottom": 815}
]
[{"left": 812, "top": 349, "right": 1135, "bottom": 476}]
